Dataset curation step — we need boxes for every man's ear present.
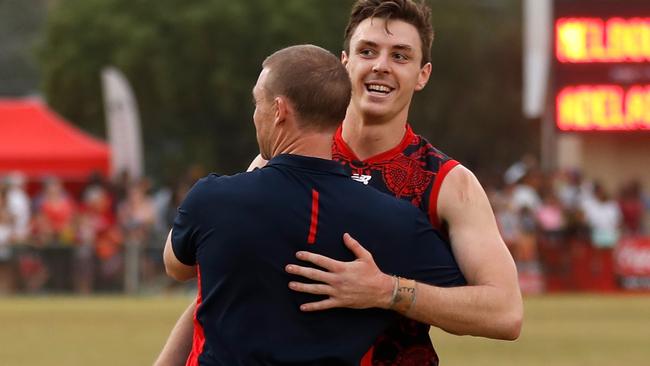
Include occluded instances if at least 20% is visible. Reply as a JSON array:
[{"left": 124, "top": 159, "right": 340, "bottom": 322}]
[
  {"left": 415, "top": 62, "right": 432, "bottom": 91},
  {"left": 341, "top": 50, "right": 349, "bottom": 67},
  {"left": 274, "top": 96, "right": 288, "bottom": 126}
]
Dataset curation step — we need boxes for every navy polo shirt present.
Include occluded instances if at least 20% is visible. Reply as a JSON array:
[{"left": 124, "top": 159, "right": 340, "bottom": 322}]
[{"left": 172, "top": 154, "right": 466, "bottom": 366}]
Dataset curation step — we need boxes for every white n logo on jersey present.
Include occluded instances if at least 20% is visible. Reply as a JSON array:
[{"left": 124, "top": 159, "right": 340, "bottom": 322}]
[{"left": 351, "top": 174, "right": 372, "bottom": 185}]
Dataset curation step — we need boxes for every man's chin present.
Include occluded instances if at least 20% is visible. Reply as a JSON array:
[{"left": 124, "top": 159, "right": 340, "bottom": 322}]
[{"left": 358, "top": 102, "right": 394, "bottom": 121}]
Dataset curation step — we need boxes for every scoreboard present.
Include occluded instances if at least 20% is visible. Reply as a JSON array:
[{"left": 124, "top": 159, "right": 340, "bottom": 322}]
[{"left": 554, "top": 0, "right": 650, "bottom": 131}]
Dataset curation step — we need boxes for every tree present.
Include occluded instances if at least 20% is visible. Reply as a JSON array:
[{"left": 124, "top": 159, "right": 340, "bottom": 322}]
[{"left": 0, "top": 0, "right": 47, "bottom": 95}]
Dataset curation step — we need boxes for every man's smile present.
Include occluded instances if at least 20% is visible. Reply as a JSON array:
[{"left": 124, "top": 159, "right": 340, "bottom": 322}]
[{"left": 364, "top": 81, "right": 395, "bottom": 97}]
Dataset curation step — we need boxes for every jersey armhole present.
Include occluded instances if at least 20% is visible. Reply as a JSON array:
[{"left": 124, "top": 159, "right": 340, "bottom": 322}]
[
  {"left": 428, "top": 160, "right": 460, "bottom": 229},
  {"left": 360, "top": 345, "right": 374, "bottom": 366}
]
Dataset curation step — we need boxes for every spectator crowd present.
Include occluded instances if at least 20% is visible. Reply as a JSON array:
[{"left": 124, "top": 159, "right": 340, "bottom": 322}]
[
  {"left": 0, "top": 168, "right": 200, "bottom": 294},
  {"left": 489, "top": 155, "right": 650, "bottom": 293}
]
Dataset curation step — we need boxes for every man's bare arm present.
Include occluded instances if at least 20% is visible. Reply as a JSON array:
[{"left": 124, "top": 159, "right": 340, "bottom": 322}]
[
  {"left": 156, "top": 231, "right": 196, "bottom": 366},
  {"left": 153, "top": 303, "right": 195, "bottom": 366},
  {"left": 421, "top": 165, "right": 523, "bottom": 339},
  {"left": 286, "top": 166, "right": 523, "bottom": 340}
]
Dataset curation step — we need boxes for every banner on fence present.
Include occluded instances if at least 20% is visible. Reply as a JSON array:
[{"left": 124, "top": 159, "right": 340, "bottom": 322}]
[{"left": 615, "top": 237, "right": 650, "bottom": 289}]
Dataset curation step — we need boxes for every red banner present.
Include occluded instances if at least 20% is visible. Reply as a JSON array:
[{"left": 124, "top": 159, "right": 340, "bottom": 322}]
[
  {"left": 615, "top": 237, "right": 650, "bottom": 276},
  {"left": 614, "top": 237, "right": 650, "bottom": 288}
]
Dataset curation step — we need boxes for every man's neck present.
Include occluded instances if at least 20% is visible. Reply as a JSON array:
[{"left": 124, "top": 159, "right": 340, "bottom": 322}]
[
  {"left": 341, "top": 110, "right": 407, "bottom": 161},
  {"left": 272, "top": 130, "right": 334, "bottom": 161}
]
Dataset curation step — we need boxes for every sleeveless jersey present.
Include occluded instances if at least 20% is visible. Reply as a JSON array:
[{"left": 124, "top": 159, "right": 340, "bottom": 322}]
[{"left": 332, "top": 124, "right": 460, "bottom": 366}]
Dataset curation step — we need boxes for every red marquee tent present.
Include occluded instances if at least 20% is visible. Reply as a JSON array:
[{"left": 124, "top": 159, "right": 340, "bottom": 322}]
[{"left": 0, "top": 99, "right": 111, "bottom": 181}]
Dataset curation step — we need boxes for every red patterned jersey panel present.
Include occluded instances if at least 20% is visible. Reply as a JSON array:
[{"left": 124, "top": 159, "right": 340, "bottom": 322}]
[
  {"left": 333, "top": 125, "right": 454, "bottom": 228},
  {"left": 332, "top": 125, "right": 457, "bottom": 366}
]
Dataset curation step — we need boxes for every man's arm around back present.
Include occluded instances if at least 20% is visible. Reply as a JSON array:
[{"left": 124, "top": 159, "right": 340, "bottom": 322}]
[{"left": 287, "top": 165, "right": 523, "bottom": 340}]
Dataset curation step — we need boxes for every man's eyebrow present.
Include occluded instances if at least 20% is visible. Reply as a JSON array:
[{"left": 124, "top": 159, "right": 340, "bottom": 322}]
[
  {"left": 356, "top": 39, "right": 414, "bottom": 53},
  {"left": 393, "top": 44, "right": 414, "bottom": 52},
  {"left": 357, "top": 39, "right": 379, "bottom": 48}
]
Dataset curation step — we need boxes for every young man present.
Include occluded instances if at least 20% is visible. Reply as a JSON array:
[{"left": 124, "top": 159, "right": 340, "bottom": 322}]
[
  {"left": 282, "top": 1, "right": 522, "bottom": 364},
  {"left": 164, "top": 44, "right": 465, "bottom": 365},
  {"left": 156, "top": 1, "right": 522, "bottom": 365}
]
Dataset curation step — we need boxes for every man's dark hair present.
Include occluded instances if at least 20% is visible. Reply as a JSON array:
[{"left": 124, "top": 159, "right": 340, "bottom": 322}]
[
  {"left": 262, "top": 45, "right": 351, "bottom": 131},
  {"left": 343, "top": 0, "right": 434, "bottom": 66}
]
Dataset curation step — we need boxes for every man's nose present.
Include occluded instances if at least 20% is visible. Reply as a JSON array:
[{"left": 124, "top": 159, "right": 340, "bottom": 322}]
[{"left": 371, "top": 54, "right": 390, "bottom": 73}]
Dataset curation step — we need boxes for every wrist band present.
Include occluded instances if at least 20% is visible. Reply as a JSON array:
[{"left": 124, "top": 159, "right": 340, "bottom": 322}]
[
  {"left": 388, "top": 275, "right": 399, "bottom": 309},
  {"left": 389, "top": 276, "right": 417, "bottom": 314}
]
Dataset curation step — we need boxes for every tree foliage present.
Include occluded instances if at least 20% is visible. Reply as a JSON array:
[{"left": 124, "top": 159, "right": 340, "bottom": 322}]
[
  {"left": 39, "top": 0, "right": 533, "bottom": 182},
  {"left": 0, "top": 0, "right": 47, "bottom": 95}
]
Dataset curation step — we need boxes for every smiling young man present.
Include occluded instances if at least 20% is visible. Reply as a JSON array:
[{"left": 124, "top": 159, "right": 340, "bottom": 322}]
[
  {"left": 282, "top": 1, "right": 523, "bottom": 365},
  {"left": 156, "top": 1, "right": 522, "bottom": 365}
]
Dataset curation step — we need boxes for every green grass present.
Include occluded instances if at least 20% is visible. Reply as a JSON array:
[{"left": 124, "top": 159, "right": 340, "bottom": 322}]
[
  {"left": 431, "top": 294, "right": 650, "bottom": 366},
  {"left": 0, "top": 294, "right": 648, "bottom": 365},
  {"left": 0, "top": 296, "right": 190, "bottom": 366}
]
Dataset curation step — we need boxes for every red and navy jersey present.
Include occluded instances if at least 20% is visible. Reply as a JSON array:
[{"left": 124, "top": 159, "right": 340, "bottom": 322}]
[
  {"left": 333, "top": 124, "right": 459, "bottom": 231},
  {"left": 333, "top": 125, "right": 459, "bottom": 366},
  {"left": 172, "top": 154, "right": 465, "bottom": 366}
]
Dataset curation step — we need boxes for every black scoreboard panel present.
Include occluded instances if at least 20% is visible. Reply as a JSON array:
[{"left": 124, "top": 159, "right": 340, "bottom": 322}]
[{"left": 554, "top": 0, "right": 650, "bottom": 131}]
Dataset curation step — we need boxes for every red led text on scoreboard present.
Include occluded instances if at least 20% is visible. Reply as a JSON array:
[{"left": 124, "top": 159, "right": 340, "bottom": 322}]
[
  {"left": 556, "top": 17, "right": 650, "bottom": 63},
  {"left": 556, "top": 85, "right": 650, "bottom": 131}
]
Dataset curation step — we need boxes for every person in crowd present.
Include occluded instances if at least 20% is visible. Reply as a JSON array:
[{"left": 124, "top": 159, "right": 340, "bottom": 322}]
[
  {"left": 618, "top": 180, "right": 645, "bottom": 235},
  {"left": 0, "top": 183, "right": 15, "bottom": 293},
  {"left": 118, "top": 178, "right": 158, "bottom": 287},
  {"left": 6, "top": 172, "right": 30, "bottom": 243},
  {"left": 76, "top": 185, "right": 119, "bottom": 293},
  {"left": 582, "top": 182, "right": 622, "bottom": 291},
  {"left": 535, "top": 186, "right": 568, "bottom": 291},
  {"left": 33, "top": 177, "right": 76, "bottom": 244}
]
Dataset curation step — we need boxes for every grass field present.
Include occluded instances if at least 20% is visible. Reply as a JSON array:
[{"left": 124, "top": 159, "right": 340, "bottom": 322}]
[{"left": 0, "top": 294, "right": 648, "bottom": 365}]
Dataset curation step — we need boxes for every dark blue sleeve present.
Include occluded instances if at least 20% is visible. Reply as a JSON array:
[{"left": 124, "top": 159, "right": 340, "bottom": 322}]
[
  {"left": 372, "top": 204, "right": 466, "bottom": 287},
  {"left": 404, "top": 212, "right": 467, "bottom": 287},
  {"left": 171, "top": 175, "right": 217, "bottom": 266}
]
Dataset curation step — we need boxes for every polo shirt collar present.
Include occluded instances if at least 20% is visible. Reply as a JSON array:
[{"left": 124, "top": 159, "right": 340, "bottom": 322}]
[{"left": 268, "top": 154, "right": 348, "bottom": 177}]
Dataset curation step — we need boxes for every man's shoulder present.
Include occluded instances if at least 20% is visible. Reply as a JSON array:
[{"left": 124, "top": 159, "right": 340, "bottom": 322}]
[
  {"left": 193, "top": 172, "right": 238, "bottom": 190},
  {"left": 188, "top": 171, "right": 264, "bottom": 199},
  {"left": 408, "top": 131, "right": 453, "bottom": 162}
]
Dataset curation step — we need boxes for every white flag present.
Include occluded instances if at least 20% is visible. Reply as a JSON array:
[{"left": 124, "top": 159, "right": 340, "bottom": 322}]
[
  {"left": 523, "top": 0, "right": 552, "bottom": 119},
  {"left": 101, "top": 66, "right": 144, "bottom": 179}
]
